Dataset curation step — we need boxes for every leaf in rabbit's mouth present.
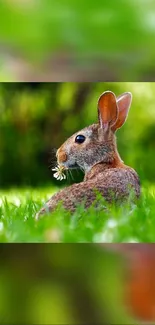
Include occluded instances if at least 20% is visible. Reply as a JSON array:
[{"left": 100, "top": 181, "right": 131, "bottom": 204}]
[{"left": 52, "top": 165, "right": 67, "bottom": 181}]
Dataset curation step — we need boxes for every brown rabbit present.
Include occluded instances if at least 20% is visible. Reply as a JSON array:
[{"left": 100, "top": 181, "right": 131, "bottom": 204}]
[{"left": 36, "top": 91, "right": 140, "bottom": 219}]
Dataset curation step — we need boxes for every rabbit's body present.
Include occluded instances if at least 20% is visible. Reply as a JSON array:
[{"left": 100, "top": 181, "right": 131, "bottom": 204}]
[
  {"left": 37, "top": 164, "right": 140, "bottom": 217},
  {"left": 36, "top": 91, "right": 140, "bottom": 219}
]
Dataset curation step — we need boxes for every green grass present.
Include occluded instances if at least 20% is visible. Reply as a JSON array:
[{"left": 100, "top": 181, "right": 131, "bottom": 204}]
[{"left": 0, "top": 184, "right": 155, "bottom": 243}]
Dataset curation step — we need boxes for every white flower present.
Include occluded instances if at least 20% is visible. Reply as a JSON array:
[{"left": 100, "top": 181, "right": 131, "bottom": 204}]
[
  {"left": 52, "top": 167, "right": 60, "bottom": 172},
  {"left": 52, "top": 165, "right": 66, "bottom": 181}
]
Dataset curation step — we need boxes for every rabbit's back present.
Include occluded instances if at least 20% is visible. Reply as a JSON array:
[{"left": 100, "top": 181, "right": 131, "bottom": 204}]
[
  {"left": 36, "top": 166, "right": 140, "bottom": 218},
  {"left": 92, "top": 166, "right": 140, "bottom": 200}
]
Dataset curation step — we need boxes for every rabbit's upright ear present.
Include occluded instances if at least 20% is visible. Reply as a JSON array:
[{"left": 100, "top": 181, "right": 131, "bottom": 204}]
[
  {"left": 111, "top": 92, "right": 132, "bottom": 132},
  {"left": 98, "top": 91, "right": 118, "bottom": 131}
]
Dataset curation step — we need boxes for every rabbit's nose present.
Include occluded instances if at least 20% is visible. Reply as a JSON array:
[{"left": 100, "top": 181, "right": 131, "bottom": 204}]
[{"left": 57, "top": 149, "right": 67, "bottom": 163}]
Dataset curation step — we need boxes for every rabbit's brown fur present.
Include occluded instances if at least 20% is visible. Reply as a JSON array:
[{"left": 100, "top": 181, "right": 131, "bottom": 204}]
[{"left": 36, "top": 91, "right": 140, "bottom": 219}]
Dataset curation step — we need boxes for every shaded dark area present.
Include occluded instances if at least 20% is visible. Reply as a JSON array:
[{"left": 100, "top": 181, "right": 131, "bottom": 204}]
[{"left": 0, "top": 82, "right": 155, "bottom": 188}]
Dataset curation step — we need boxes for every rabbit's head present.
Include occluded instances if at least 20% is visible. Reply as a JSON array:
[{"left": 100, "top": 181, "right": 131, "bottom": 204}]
[{"left": 57, "top": 91, "right": 132, "bottom": 172}]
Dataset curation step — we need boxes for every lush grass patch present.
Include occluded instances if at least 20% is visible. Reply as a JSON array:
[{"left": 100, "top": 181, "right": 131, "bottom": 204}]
[{"left": 0, "top": 185, "right": 155, "bottom": 243}]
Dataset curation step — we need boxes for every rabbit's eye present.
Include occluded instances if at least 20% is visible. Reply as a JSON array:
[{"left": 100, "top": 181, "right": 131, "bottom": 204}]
[{"left": 75, "top": 135, "right": 86, "bottom": 144}]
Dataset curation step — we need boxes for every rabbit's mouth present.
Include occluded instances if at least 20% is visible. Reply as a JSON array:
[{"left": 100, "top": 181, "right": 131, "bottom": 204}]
[
  {"left": 60, "top": 161, "right": 79, "bottom": 169},
  {"left": 58, "top": 160, "right": 79, "bottom": 170},
  {"left": 68, "top": 162, "right": 79, "bottom": 169}
]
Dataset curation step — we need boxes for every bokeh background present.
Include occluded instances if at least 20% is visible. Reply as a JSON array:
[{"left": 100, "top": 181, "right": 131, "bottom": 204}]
[
  {"left": 0, "top": 0, "right": 155, "bottom": 81},
  {"left": 0, "top": 82, "right": 154, "bottom": 189},
  {"left": 1, "top": 243, "right": 155, "bottom": 324}
]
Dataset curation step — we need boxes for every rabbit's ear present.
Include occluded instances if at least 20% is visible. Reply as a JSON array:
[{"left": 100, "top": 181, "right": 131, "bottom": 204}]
[
  {"left": 98, "top": 91, "right": 118, "bottom": 131},
  {"left": 112, "top": 92, "right": 132, "bottom": 132}
]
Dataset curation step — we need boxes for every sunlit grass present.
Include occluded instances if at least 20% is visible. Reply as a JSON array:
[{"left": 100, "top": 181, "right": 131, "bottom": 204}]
[{"left": 0, "top": 185, "right": 155, "bottom": 243}]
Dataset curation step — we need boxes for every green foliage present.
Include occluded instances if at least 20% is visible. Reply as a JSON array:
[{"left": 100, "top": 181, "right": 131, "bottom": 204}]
[
  {"left": 0, "top": 185, "right": 154, "bottom": 243},
  {"left": 0, "top": 1, "right": 155, "bottom": 80},
  {"left": 0, "top": 0, "right": 142, "bottom": 55}
]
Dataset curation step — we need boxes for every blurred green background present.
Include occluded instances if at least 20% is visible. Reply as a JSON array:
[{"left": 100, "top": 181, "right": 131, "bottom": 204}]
[
  {"left": 0, "top": 82, "right": 154, "bottom": 188},
  {"left": 0, "top": 244, "right": 138, "bottom": 324},
  {"left": 0, "top": 0, "right": 155, "bottom": 81}
]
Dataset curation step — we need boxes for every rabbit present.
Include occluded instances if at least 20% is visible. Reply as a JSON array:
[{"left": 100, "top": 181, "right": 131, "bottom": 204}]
[{"left": 36, "top": 90, "right": 140, "bottom": 219}]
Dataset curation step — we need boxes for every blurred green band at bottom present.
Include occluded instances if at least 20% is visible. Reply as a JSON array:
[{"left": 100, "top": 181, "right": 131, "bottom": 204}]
[{"left": 0, "top": 244, "right": 137, "bottom": 325}]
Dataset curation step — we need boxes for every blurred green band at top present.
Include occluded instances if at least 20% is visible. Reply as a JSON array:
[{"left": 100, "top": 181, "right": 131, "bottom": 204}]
[{"left": 0, "top": 0, "right": 155, "bottom": 81}]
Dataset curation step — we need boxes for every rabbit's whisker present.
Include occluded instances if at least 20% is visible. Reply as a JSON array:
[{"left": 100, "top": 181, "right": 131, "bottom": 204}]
[
  {"left": 69, "top": 169, "right": 74, "bottom": 181},
  {"left": 49, "top": 161, "right": 56, "bottom": 168},
  {"left": 76, "top": 168, "right": 82, "bottom": 177},
  {"left": 66, "top": 169, "right": 71, "bottom": 183},
  {"left": 48, "top": 147, "right": 57, "bottom": 168},
  {"left": 79, "top": 166, "right": 85, "bottom": 173}
]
